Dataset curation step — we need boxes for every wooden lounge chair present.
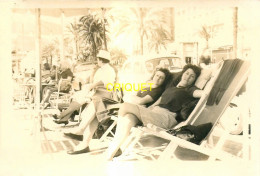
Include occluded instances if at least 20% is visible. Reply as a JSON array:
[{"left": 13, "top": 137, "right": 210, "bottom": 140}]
[{"left": 117, "top": 59, "right": 250, "bottom": 161}]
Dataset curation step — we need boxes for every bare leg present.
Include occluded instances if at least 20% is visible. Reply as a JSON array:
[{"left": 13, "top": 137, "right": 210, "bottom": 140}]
[
  {"left": 73, "top": 117, "right": 99, "bottom": 151},
  {"left": 57, "top": 101, "right": 82, "bottom": 122},
  {"left": 118, "top": 102, "right": 142, "bottom": 117},
  {"left": 41, "top": 89, "right": 52, "bottom": 103},
  {"left": 105, "top": 103, "right": 141, "bottom": 160},
  {"left": 68, "top": 101, "right": 96, "bottom": 135},
  {"left": 42, "top": 86, "right": 57, "bottom": 103}
]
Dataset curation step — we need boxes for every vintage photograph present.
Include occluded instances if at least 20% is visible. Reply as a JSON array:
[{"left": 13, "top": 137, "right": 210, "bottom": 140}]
[{"left": 0, "top": 0, "right": 259, "bottom": 175}]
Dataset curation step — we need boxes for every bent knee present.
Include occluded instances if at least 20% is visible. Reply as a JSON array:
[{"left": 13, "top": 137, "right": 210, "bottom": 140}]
[
  {"left": 118, "top": 113, "right": 139, "bottom": 126},
  {"left": 118, "top": 103, "right": 135, "bottom": 116}
]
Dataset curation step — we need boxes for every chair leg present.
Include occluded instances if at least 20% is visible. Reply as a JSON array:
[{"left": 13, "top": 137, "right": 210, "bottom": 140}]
[
  {"left": 100, "top": 117, "right": 117, "bottom": 141},
  {"left": 208, "top": 128, "right": 230, "bottom": 161},
  {"left": 158, "top": 141, "right": 178, "bottom": 160},
  {"left": 121, "top": 127, "right": 144, "bottom": 158},
  {"left": 74, "top": 106, "right": 82, "bottom": 122}
]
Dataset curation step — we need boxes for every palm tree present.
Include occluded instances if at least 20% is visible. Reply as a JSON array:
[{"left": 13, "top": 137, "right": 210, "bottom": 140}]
[
  {"left": 169, "top": 8, "right": 175, "bottom": 41},
  {"left": 101, "top": 8, "right": 108, "bottom": 50},
  {"left": 110, "top": 48, "right": 128, "bottom": 66},
  {"left": 149, "top": 26, "right": 170, "bottom": 54},
  {"left": 113, "top": 8, "right": 170, "bottom": 55},
  {"left": 79, "top": 14, "right": 106, "bottom": 59},
  {"left": 42, "top": 38, "right": 60, "bottom": 65},
  {"left": 65, "top": 19, "right": 81, "bottom": 60},
  {"left": 88, "top": 8, "right": 112, "bottom": 50},
  {"left": 199, "top": 25, "right": 211, "bottom": 49},
  {"left": 233, "top": 7, "right": 238, "bottom": 59}
]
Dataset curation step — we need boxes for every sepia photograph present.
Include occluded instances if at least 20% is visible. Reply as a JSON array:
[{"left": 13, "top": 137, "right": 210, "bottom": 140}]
[{"left": 0, "top": 0, "right": 259, "bottom": 175}]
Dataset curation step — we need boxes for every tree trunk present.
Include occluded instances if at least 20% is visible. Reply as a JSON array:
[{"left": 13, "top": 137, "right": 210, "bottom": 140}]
[
  {"left": 140, "top": 8, "right": 144, "bottom": 55},
  {"left": 140, "top": 33, "right": 144, "bottom": 55},
  {"left": 101, "top": 8, "right": 107, "bottom": 50},
  {"left": 170, "top": 8, "right": 175, "bottom": 41},
  {"left": 92, "top": 36, "right": 97, "bottom": 59},
  {"left": 75, "top": 34, "right": 79, "bottom": 60},
  {"left": 233, "top": 7, "right": 238, "bottom": 59}
]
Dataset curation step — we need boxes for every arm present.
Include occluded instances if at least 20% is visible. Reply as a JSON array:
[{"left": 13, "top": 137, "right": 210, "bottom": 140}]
[
  {"left": 150, "top": 97, "right": 161, "bottom": 107},
  {"left": 88, "top": 67, "right": 98, "bottom": 84},
  {"left": 67, "top": 76, "right": 73, "bottom": 82},
  {"left": 123, "top": 94, "right": 154, "bottom": 105},
  {"left": 92, "top": 66, "right": 116, "bottom": 89},
  {"left": 87, "top": 80, "right": 104, "bottom": 91},
  {"left": 193, "top": 89, "right": 204, "bottom": 98}
]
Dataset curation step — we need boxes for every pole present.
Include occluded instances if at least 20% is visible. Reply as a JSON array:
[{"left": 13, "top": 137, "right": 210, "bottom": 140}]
[
  {"left": 170, "top": 8, "right": 175, "bottom": 41},
  {"left": 34, "top": 8, "right": 42, "bottom": 131},
  {"left": 60, "top": 10, "right": 65, "bottom": 63},
  {"left": 101, "top": 8, "right": 107, "bottom": 50},
  {"left": 35, "top": 9, "right": 53, "bottom": 155},
  {"left": 233, "top": 7, "right": 238, "bottom": 59}
]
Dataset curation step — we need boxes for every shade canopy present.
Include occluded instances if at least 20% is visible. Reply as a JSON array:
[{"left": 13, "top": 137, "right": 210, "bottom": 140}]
[{"left": 13, "top": 8, "right": 100, "bottom": 17}]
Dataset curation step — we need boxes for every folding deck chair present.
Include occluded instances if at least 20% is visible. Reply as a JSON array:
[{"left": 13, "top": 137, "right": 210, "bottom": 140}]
[
  {"left": 117, "top": 59, "right": 250, "bottom": 161},
  {"left": 97, "top": 99, "right": 123, "bottom": 142},
  {"left": 49, "top": 78, "right": 73, "bottom": 110},
  {"left": 13, "top": 83, "right": 35, "bottom": 109}
]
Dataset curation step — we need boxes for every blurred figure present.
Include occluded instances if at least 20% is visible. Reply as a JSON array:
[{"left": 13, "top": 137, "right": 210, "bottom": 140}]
[
  {"left": 41, "top": 60, "right": 73, "bottom": 108},
  {"left": 50, "top": 65, "right": 58, "bottom": 81},
  {"left": 42, "top": 63, "right": 51, "bottom": 83},
  {"left": 199, "top": 49, "right": 211, "bottom": 69}
]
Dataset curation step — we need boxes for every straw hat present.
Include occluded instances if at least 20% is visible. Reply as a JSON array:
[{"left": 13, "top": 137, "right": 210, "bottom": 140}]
[{"left": 97, "top": 50, "right": 111, "bottom": 61}]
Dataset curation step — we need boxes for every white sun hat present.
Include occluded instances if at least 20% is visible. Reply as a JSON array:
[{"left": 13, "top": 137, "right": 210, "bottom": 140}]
[{"left": 97, "top": 50, "right": 111, "bottom": 61}]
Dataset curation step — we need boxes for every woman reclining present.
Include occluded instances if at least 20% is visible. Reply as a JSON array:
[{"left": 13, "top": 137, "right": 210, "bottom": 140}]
[
  {"left": 64, "top": 68, "right": 172, "bottom": 154},
  {"left": 105, "top": 64, "right": 203, "bottom": 160}
]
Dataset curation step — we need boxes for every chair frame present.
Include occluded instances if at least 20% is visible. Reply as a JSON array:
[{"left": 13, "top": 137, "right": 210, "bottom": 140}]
[{"left": 49, "top": 78, "right": 72, "bottom": 110}]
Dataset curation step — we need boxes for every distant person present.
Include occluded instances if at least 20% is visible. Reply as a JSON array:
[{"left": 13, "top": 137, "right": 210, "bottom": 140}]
[
  {"left": 199, "top": 49, "right": 211, "bottom": 69},
  {"left": 41, "top": 61, "right": 73, "bottom": 108},
  {"left": 42, "top": 63, "right": 51, "bottom": 83},
  {"left": 52, "top": 50, "right": 116, "bottom": 124},
  {"left": 48, "top": 65, "right": 58, "bottom": 83}
]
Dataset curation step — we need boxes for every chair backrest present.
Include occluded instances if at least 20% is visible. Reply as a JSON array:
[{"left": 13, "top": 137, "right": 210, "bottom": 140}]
[
  {"left": 49, "top": 79, "right": 72, "bottom": 109},
  {"left": 57, "top": 78, "right": 71, "bottom": 93},
  {"left": 192, "top": 60, "right": 250, "bottom": 129}
]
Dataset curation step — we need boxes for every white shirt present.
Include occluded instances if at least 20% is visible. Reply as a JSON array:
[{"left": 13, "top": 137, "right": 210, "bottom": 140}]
[{"left": 93, "top": 64, "right": 116, "bottom": 88}]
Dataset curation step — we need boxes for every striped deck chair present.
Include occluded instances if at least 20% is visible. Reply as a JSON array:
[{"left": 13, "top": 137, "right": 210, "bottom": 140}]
[{"left": 118, "top": 59, "right": 250, "bottom": 161}]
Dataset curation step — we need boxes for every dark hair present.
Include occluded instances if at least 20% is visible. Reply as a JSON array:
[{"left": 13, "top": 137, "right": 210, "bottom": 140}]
[
  {"left": 199, "top": 55, "right": 211, "bottom": 65},
  {"left": 182, "top": 64, "right": 201, "bottom": 83},
  {"left": 43, "top": 63, "right": 50, "bottom": 70},
  {"left": 151, "top": 68, "right": 172, "bottom": 88},
  {"left": 98, "top": 57, "right": 110, "bottom": 63}
]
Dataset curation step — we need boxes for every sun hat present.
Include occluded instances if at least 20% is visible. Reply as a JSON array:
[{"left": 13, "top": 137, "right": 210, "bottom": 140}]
[{"left": 97, "top": 50, "right": 111, "bottom": 61}]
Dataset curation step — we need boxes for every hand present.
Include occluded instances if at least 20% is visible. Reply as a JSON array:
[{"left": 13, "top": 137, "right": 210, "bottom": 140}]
[
  {"left": 122, "top": 94, "right": 131, "bottom": 103},
  {"left": 85, "top": 86, "right": 92, "bottom": 93},
  {"left": 122, "top": 94, "right": 136, "bottom": 104}
]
